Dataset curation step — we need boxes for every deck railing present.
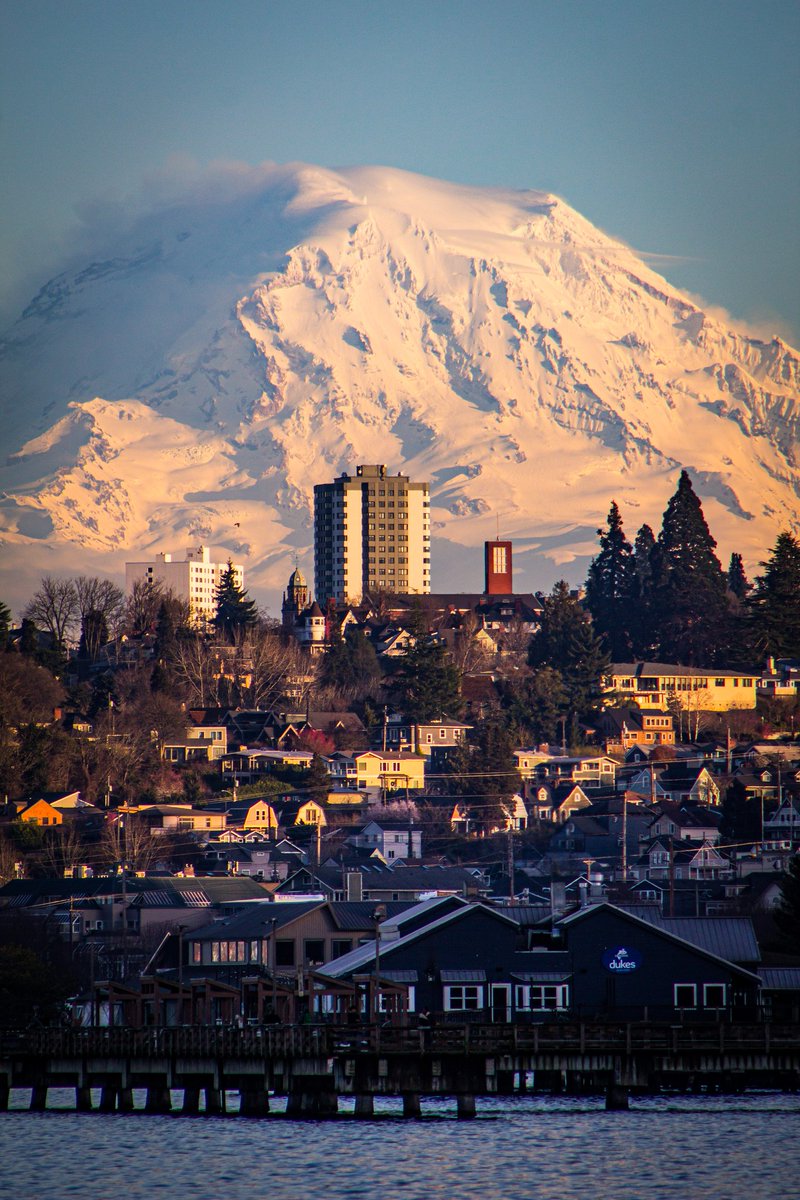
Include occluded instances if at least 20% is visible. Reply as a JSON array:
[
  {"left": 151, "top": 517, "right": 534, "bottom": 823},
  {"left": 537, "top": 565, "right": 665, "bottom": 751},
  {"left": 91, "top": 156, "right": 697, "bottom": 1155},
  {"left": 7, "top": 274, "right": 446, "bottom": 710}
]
[{"left": 4, "top": 1022, "right": 799, "bottom": 1061}]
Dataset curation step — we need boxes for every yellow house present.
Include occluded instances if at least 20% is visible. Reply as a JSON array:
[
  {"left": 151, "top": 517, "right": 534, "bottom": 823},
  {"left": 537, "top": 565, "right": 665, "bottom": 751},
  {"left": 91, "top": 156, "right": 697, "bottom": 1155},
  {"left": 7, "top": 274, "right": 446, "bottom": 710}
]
[
  {"left": 241, "top": 801, "right": 279, "bottom": 832},
  {"left": 353, "top": 751, "right": 426, "bottom": 793},
  {"left": 606, "top": 662, "right": 757, "bottom": 712},
  {"left": 19, "top": 799, "right": 64, "bottom": 827},
  {"left": 294, "top": 798, "right": 327, "bottom": 826}
]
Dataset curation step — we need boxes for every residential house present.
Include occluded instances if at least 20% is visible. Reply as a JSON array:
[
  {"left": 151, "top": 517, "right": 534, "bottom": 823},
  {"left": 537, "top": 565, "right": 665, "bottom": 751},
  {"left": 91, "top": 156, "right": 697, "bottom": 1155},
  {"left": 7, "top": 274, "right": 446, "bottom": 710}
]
[
  {"left": 329, "top": 751, "right": 426, "bottom": 795},
  {"left": 347, "top": 821, "right": 423, "bottom": 861},
  {"left": 646, "top": 804, "right": 723, "bottom": 845},
  {"left": 598, "top": 707, "right": 675, "bottom": 753},
  {"left": 132, "top": 804, "right": 227, "bottom": 836},
  {"left": 606, "top": 662, "right": 757, "bottom": 712},
  {"left": 221, "top": 748, "right": 314, "bottom": 784},
  {"left": 379, "top": 717, "right": 472, "bottom": 760},
  {"left": 517, "top": 753, "right": 618, "bottom": 791}
]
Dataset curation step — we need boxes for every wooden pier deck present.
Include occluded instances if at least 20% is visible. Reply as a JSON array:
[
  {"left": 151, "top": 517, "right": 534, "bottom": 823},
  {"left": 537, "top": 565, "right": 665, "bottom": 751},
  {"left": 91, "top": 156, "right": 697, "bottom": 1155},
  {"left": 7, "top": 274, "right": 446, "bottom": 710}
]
[{"left": 2, "top": 1022, "right": 799, "bottom": 1115}]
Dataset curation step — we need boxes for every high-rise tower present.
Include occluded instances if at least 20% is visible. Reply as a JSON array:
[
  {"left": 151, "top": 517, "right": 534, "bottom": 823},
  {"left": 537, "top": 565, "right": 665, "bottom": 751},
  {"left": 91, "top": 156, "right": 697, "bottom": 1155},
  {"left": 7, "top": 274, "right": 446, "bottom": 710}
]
[{"left": 314, "top": 464, "right": 430, "bottom": 603}]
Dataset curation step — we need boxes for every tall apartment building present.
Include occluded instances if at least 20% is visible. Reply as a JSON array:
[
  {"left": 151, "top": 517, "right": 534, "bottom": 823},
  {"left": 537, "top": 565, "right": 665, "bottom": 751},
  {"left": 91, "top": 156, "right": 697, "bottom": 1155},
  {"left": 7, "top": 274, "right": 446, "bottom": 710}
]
[
  {"left": 125, "top": 546, "right": 243, "bottom": 625},
  {"left": 314, "top": 464, "right": 430, "bottom": 604}
]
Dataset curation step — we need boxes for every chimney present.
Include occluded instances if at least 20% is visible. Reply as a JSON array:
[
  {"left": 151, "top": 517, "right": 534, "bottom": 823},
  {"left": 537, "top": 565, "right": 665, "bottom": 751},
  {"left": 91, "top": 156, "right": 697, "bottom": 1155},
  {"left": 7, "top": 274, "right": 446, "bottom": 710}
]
[{"left": 549, "top": 881, "right": 567, "bottom": 917}]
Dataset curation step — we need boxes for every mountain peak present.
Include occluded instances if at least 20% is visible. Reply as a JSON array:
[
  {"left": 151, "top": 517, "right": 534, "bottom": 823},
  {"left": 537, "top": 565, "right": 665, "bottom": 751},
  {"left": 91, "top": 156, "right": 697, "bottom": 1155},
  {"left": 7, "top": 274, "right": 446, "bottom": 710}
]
[{"left": 1, "top": 162, "right": 797, "bottom": 614}]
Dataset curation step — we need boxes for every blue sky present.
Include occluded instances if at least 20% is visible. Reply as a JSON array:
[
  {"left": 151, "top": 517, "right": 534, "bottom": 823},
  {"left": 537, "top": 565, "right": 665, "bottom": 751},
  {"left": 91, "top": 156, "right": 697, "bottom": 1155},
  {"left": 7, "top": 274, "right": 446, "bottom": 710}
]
[{"left": 2, "top": 0, "right": 798, "bottom": 341}]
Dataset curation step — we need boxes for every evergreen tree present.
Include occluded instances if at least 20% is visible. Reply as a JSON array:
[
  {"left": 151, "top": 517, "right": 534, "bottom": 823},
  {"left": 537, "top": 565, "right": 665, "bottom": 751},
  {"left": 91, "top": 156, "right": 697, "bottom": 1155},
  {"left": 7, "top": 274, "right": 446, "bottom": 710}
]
[
  {"left": 630, "top": 524, "right": 657, "bottom": 658},
  {"left": 78, "top": 609, "right": 109, "bottom": 662},
  {"left": 0, "top": 602, "right": 11, "bottom": 649},
  {"left": 441, "top": 714, "right": 520, "bottom": 832},
  {"left": 748, "top": 532, "right": 800, "bottom": 659},
  {"left": 653, "top": 470, "right": 730, "bottom": 664},
  {"left": 585, "top": 501, "right": 636, "bottom": 660},
  {"left": 499, "top": 667, "right": 566, "bottom": 746},
  {"left": 320, "top": 625, "right": 381, "bottom": 696},
  {"left": 213, "top": 561, "right": 258, "bottom": 643},
  {"left": 727, "top": 553, "right": 750, "bottom": 600},
  {"left": 391, "top": 632, "right": 462, "bottom": 722},
  {"left": 725, "top": 553, "right": 758, "bottom": 669},
  {"left": 306, "top": 753, "right": 331, "bottom": 802},
  {"left": 528, "top": 581, "right": 609, "bottom": 732}
]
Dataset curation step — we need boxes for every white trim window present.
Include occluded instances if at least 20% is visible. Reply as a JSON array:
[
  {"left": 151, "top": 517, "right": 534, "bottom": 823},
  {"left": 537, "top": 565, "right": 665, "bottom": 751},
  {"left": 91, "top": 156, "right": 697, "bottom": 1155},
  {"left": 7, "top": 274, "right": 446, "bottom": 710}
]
[
  {"left": 703, "top": 983, "right": 726, "bottom": 1009},
  {"left": 444, "top": 984, "right": 483, "bottom": 1011},
  {"left": 674, "top": 983, "right": 697, "bottom": 1009},
  {"left": 515, "top": 984, "right": 569, "bottom": 1012}
]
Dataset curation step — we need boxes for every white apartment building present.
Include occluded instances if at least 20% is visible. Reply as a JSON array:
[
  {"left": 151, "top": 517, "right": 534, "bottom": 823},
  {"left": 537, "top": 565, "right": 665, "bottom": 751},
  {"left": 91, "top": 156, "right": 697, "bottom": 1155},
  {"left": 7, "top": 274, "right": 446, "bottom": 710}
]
[
  {"left": 314, "top": 464, "right": 430, "bottom": 604},
  {"left": 125, "top": 546, "right": 243, "bottom": 624}
]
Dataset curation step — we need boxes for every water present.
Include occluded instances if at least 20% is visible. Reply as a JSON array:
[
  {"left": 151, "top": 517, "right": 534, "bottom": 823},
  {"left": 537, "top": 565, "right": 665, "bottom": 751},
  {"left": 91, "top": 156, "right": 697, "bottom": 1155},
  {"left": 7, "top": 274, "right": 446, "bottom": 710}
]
[{"left": 1, "top": 1090, "right": 798, "bottom": 1200}]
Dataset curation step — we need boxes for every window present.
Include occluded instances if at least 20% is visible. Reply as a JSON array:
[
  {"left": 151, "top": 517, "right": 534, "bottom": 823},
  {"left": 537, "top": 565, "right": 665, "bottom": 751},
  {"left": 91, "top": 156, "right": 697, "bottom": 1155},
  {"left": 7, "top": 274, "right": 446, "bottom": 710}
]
[
  {"left": 304, "top": 939, "right": 325, "bottom": 965},
  {"left": 674, "top": 983, "right": 697, "bottom": 1009},
  {"left": 276, "top": 939, "right": 296, "bottom": 967},
  {"left": 703, "top": 983, "right": 726, "bottom": 1009},
  {"left": 444, "top": 985, "right": 483, "bottom": 1011},
  {"left": 332, "top": 939, "right": 352, "bottom": 958},
  {"left": 192, "top": 942, "right": 202, "bottom": 964},
  {"left": 515, "top": 984, "right": 569, "bottom": 1011}
]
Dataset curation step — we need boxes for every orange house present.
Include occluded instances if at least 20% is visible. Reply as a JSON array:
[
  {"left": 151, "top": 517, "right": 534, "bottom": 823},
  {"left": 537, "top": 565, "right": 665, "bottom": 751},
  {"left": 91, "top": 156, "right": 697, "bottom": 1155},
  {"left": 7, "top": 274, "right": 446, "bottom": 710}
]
[{"left": 19, "top": 799, "right": 64, "bottom": 827}]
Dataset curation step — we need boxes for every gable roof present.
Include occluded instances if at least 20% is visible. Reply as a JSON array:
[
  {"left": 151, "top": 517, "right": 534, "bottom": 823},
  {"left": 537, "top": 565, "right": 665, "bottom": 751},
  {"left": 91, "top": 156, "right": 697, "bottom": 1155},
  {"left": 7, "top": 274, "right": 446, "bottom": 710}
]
[
  {"left": 557, "top": 902, "right": 760, "bottom": 981},
  {"left": 319, "top": 901, "right": 521, "bottom": 979}
]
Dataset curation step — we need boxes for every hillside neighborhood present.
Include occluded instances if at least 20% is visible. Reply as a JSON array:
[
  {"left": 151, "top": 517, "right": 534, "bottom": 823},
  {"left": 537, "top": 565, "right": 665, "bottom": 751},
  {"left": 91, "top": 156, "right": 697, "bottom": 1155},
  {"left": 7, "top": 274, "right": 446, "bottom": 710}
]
[{"left": 1, "top": 471, "right": 800, "bottom": 1031}]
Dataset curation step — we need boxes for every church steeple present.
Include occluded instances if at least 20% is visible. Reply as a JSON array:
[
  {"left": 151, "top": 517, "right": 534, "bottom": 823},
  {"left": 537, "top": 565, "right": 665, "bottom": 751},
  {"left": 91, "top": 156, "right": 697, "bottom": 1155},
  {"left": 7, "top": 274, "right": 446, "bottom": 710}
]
[{"left": 282, "top": 565, "right": 309, "bottom": 628}]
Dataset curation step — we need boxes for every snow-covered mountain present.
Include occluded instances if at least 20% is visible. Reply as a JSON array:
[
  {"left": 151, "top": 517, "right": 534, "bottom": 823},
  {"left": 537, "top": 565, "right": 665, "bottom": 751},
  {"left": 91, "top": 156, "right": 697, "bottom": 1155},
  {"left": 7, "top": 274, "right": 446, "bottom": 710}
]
[{"left": 1, "top": 162, "right": 798, "bottom": 615}]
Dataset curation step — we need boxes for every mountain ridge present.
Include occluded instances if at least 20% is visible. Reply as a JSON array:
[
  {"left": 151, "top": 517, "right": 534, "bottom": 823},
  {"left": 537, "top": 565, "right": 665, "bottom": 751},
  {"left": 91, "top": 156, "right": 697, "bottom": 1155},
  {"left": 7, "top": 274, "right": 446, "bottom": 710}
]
[{"left": 1, "top": 162, "right": 798, "bottom": 615}]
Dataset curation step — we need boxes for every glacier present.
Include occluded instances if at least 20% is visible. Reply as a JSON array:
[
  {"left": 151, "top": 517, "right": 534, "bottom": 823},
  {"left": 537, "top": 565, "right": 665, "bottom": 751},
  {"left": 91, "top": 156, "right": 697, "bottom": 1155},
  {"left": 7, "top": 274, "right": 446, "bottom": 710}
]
[{"left": 0, "top": 162, "right": 798, "bottom": 616}]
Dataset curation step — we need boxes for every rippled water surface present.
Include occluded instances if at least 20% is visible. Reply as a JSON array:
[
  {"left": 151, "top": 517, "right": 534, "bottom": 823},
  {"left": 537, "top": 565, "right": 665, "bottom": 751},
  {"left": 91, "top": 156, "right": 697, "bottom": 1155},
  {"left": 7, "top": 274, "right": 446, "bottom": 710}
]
[{"left": 1, "top": 1091, "right": 798, "bottom": 1200}]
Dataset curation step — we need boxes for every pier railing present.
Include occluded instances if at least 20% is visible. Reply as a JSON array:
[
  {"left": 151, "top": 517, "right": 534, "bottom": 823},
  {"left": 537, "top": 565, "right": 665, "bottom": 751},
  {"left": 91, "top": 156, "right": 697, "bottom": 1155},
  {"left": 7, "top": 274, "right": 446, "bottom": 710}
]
[{"left": 5, "top": 1021, "right": 800, "bottom": 1061}]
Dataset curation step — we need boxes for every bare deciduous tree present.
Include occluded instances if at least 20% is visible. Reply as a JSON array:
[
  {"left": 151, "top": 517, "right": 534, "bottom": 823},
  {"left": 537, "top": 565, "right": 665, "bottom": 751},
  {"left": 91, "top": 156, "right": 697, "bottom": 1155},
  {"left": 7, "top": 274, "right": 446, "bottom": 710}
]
[
  {"left": 38, "top": 822, "right": 87, "bottom": 877},
  {"left": 168, "top": 624, "right": 314, "bottom": 711},
  {"left": 74, "top": 576, "right": 126, "bottom": 653},
  {"left": 125, "top": 578, "right": 164, "bottom": 638},
  {"left": 99, "top": 811, "right": 168, "bottom": 874},
  {"left": 23, "top": 576, "right": 79, "bottom": 647}
]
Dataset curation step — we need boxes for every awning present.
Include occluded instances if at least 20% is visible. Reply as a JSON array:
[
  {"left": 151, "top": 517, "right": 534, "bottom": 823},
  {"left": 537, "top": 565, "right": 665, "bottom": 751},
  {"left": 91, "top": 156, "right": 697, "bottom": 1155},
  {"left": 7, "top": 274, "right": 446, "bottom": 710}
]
[
  {"left": 440, "top": 969, "right": 487, "bottom": 982},
  {"left": 511, "top": 972, "right": 572, "bottom": 983}
]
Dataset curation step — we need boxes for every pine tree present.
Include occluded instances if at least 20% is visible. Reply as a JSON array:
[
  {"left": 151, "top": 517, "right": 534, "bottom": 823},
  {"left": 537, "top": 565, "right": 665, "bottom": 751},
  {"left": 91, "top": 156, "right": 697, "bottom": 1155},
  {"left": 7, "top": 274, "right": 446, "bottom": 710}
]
[
  {"left": 391, "top": 632, "right": 462, "bottom": 722},
  {"left": 306, "top": 753, "right": 331, "bottom": 802},
  {"left": 653, "top": 470, "right": 730, "bottom": 665},
  {"left": 0, "top": 602, "right": 11, "bottom": 649},
  {"left": 630, "top": 524, "right": 657, "bottom": 658},
  {"left": 528, "top": 581, "right": 609, "bottom": 730},
  {"left": 727, "top": 553, "right": 750, "bottom": 600},
  {"left": 585, "top": 501, "right": 636, "bottom": 660},
  {"left": 748, "top": 532, "right": 800, "bottom": 659},
  {"left": 213, "top": 561, "right": 258, "bottom": 643}
]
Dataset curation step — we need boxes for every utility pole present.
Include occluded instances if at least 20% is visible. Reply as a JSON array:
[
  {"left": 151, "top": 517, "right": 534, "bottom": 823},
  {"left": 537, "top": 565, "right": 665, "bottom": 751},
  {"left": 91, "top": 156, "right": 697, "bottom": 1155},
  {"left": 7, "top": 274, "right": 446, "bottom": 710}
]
[
  {"left": 621, "top": 790, "right": 628, "bottom": 883},
  {"left": 507, "top": 829, "right": 515, "bottom": 903}
]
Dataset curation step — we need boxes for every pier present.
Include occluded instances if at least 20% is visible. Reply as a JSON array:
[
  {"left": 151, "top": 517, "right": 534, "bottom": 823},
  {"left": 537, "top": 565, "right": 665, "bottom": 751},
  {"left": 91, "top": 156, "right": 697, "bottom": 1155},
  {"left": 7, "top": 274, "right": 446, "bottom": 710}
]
[{"left": 2, "top": 1022, "right": 799, "bottom": 1116}]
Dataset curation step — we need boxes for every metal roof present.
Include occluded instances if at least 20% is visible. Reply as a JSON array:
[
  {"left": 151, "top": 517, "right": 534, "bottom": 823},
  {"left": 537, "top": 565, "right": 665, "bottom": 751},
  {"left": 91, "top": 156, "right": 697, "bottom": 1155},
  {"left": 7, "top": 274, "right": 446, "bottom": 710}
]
[
  {"left": 758, "top": 968, "right": 800, "bottom": 990},
  {"left": 632, "top": 913, "right": 760, "bottom": 963},
  {"left": 440, "top": 969, "right": 486, "bottom": 982},
  {"left": 511, "top": 972, "right": 571, "bottom": 983}
]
